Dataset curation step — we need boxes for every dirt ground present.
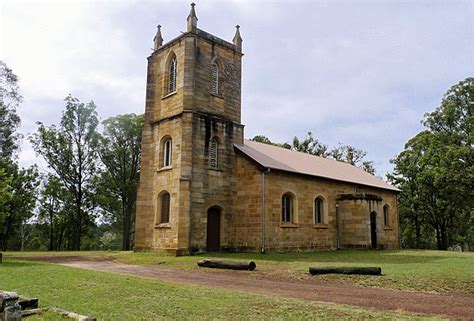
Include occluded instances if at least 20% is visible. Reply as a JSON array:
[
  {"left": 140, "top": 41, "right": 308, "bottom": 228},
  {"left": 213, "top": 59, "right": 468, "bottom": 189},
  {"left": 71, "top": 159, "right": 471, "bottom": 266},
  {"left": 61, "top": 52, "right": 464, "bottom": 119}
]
[{"left": 22, "top": 256, "right": 474, "bottom": 320}]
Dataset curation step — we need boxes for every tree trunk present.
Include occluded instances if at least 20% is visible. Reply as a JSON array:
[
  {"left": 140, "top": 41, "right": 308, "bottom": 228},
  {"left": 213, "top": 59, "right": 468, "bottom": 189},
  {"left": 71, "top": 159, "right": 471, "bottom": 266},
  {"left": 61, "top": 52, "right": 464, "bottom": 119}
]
[
  {"left": 122, "top": 200, "right": 133, "bottom": 251},
  {"left": 49, "top": 208, "right": 54, "bottom": 251},
  {"left": 309, "top": 266, "right": 382, "bottom": 275},
  {"left": 197, "top": 259, "right": 256, "bottom": 271}
]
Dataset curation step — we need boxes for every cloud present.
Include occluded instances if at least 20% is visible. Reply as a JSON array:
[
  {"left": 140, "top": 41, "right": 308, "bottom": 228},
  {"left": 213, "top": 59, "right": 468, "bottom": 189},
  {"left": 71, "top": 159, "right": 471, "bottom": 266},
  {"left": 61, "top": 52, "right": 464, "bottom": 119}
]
[{"left": 2, "top": 0, "right": 473, "bottom": 177}]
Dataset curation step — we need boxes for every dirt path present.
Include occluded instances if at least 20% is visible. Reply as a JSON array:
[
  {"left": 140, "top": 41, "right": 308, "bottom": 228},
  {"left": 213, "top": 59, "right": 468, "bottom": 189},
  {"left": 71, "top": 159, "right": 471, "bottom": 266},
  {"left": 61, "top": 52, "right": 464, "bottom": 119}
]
[{"left": 26, "top": 256, "right": 474, "bottom": 320}]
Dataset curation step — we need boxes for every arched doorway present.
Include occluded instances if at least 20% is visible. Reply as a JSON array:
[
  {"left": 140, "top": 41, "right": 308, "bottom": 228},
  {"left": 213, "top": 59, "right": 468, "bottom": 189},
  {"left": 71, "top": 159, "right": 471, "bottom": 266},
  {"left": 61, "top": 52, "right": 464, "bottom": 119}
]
[
  {"left": 206, "top": 207, "right": 221, "bottom": 252},
  {"left": 370, "top": 211, "right": 377, "bottom": 249}
]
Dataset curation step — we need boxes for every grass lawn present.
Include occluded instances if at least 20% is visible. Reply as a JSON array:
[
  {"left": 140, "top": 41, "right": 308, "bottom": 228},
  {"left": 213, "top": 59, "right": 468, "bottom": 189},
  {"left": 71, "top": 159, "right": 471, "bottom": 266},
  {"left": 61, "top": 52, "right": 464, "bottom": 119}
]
[
  {"left": 0, "top": 259, "right": 437, "bottom": 320},
  {"left": 5, "top": 249, "right": 474, "bottom": 294}
]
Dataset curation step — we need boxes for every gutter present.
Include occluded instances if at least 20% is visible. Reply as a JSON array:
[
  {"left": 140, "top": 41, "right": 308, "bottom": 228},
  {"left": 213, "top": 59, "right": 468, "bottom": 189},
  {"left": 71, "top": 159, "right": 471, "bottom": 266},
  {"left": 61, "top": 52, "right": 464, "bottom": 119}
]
[{"left": 261, "top": 168, "right": 270, "bottom": 253}]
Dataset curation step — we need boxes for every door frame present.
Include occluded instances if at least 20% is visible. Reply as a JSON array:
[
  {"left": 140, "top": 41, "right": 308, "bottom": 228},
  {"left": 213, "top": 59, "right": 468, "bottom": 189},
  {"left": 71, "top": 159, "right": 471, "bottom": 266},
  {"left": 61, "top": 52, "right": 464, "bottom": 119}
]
[{"left": 206, "top": 206, "right": 222, "bottom": 252}]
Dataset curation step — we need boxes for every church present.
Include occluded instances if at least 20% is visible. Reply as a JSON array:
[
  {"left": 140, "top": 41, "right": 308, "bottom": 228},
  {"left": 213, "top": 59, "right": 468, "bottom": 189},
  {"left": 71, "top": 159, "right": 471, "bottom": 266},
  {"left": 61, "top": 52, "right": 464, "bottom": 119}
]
[{"left": 135, "top": 4, "right": 400, "bottom": 255}]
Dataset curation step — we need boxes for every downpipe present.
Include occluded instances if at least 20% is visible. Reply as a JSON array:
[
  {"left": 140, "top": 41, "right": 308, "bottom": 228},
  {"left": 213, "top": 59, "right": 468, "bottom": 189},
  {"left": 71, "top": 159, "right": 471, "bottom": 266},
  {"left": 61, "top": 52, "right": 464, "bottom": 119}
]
[{"left": 261, "top": 168, "right": 270, "bottom": 253}]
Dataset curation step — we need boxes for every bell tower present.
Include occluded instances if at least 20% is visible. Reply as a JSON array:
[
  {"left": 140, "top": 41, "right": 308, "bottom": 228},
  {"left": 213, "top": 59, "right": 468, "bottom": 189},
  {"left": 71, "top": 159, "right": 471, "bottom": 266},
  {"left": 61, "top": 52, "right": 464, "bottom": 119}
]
[{"left": 135, "top": 3, "right": 244, "bottom": 254}]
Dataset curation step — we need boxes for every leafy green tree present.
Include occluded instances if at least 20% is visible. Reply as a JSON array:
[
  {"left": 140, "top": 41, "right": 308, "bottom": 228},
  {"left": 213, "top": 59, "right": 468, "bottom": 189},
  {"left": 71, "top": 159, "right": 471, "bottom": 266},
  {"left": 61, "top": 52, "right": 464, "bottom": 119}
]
[
  {"left": 329, "top": 144, "right": 376, "bottom": 175},
  {"left": 30, "top": 95, "right": 100, "bottom": 250},
  {"left": 0, "top": 163, "right": 39, "bottom": 250},
  {"left": 390, "top": 77, "right": 473, "bottom": 250},
  {"left": 37, "top": 175, "right": 73, "bottom": 250},
  {"left": 0, "top": 61, "right": 22, "bottom": 161},
  {"left": 95, "top": 114, "right": 144, "bottom": 250},
  {"left": 292, "top": 132, "right": 328, "bottom": 157},
  {"left": 251, "top": 135, "right": 291, "bottom": 149}
]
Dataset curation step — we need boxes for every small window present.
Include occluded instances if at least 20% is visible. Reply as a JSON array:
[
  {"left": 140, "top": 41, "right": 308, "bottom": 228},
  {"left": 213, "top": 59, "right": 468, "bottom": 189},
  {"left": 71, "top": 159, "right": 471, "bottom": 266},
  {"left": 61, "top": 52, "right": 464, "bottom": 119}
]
[
  {"left": 211, "top": 62, "right": 219, "bottom": 95},
  {"left": 281, "top": 193, "right": 293, "bottom": 223},
  {"left": 209, "top": 137, "right": 218, "bottom": 168},
  {"left": 383, "top": 205, "right": 389, "bottom": 227},
  {"left": 163, "top": 138, "right": 172, "bottom": 167},
  {"left": 168, "top": 56, "right": 177, "bottom": 94},
  {"left": 314, "top": 197, "right": 324, "bottom": 224},
  {"left": 160, "top": 192, "right": 170, "bottom": 223}
]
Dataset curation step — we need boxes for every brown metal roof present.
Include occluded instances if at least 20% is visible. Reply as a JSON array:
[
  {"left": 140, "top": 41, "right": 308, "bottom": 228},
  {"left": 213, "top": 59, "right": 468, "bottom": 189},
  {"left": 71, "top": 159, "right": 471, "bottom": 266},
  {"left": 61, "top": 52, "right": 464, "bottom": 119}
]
[{"left": 235, "top": 140, "right": 400, "bottom": 192}]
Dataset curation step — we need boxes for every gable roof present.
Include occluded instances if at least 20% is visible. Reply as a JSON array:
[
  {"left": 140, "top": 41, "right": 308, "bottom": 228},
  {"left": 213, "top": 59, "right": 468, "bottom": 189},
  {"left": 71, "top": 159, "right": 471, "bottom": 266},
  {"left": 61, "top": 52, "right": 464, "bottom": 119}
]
[{"left": 234, "top": 140, "right": 400, "bottom": 192}]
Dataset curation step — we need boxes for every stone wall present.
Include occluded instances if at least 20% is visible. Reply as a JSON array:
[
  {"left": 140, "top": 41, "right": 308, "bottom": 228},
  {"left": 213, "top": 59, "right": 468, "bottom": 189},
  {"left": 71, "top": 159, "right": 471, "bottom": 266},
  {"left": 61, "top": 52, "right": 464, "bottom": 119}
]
[{"left": 231, "top": 155, "right": 399, "bottom": 252}]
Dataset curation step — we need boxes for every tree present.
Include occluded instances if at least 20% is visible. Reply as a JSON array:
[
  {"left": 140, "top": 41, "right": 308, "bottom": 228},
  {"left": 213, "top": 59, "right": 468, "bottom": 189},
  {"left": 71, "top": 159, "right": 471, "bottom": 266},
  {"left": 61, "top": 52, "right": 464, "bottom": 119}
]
[
  {"left": 0, "top": 163, "right": 39, "bottom": 250},
  {"left": 95, "top": 114, "right": 144, "bottom": 250},
  {"left": 390, "top": 77, "right": 473, "bottom": 250},
  {"left": 30, "top": 95, "right": 100, "bottom": 250},
  {"left": 292, "top": 132, "right": 328, "bottom": 157},
  {"left": 329, "top": 144, "right": 376, "bottom": 175},
  {"left": 37, "top": 175, "right": 73, "bottom": 251},
  {"left": 0, "top": 61, "right": 22, "bottom": 161},
  {"left": 251, "top": 135, "right": 291, "bottom": 149}
]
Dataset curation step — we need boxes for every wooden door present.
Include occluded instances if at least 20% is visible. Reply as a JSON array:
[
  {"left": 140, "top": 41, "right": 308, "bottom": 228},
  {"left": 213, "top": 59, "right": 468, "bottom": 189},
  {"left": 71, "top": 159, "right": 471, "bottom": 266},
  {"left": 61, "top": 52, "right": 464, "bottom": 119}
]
[
  {"left": 206, "top": 207, "right": 221, "bottom": 252},
  {"left": 370, "top": 212, "right": 377, "bottom": 249}
]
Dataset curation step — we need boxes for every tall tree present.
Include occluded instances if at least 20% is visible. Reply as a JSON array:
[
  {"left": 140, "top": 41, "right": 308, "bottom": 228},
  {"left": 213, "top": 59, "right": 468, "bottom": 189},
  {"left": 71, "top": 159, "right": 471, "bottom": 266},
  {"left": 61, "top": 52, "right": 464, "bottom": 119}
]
[
  {"left": 0, "top": 163, "right": 39, "bottom": 250},
  {"left": 37, "top": 175, "right": 72, "bottom": 251},
  {"left": 95, "top": 113, "right": 144, "bottom": 250},
  {"left": 292, "top": 132, "right": 328, "bottom": 157},
  {"left": 30, "top": 95, "right": 100, "bottom": 250},
  {"left": 0, "top": 61, "right": 22, "bottom": 161},
  {"left": 390, "top": 77, "right": 473, "bottom": 250}
]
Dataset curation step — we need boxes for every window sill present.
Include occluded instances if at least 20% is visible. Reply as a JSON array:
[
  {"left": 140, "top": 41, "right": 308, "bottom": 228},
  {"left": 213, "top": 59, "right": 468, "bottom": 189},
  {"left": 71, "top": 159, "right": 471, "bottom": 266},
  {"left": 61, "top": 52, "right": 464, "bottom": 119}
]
[
  {"left": 313, "top": 224, "right": 329, "bottom": 229},
  {"left": 162, "top": 91, "right": 177, "bottom": 100},
  {"left": 383, "top": 226, "right": 393, "bottom": 230},
  {"left": 155, "top": 223, "right": 171, "bottom": 229},
  {"left": 280, "top": 222, "right": 299, "bottom": 228},
  {"left": 210, "top": 93, "right": 224, "bottom": 99},
  {"left": 209, "top": 167, "right": 222, "bottom": 172},
  {"left": 157, "top": 166, "right": 173, "bottom": 172}
]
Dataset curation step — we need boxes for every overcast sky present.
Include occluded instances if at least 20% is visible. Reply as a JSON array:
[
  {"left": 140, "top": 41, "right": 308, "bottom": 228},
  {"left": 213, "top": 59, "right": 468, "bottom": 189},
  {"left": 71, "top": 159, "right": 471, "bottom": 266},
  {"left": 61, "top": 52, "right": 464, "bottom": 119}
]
[{"left": 2, "top": 0, "right": 473, "bottom": 176}]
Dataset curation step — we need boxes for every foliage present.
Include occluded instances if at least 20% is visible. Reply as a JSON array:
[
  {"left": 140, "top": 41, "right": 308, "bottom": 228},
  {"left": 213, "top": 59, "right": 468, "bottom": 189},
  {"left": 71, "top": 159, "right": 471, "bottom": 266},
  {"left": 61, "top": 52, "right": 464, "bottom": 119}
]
[
  {"left": 389, "top": 77, "right": 473, "bottom": 250},
  {"left": 94, "top": 114, "right": 144, "bottom": 250},
  {"left": 0, "top": 61, "right": 22, "bottom": 161},
  {"left": 30, "top": 95, "right": 100, "bottom": 250},
  {"left": 0, "top": 163, "right": 39, "bottom": 250}
]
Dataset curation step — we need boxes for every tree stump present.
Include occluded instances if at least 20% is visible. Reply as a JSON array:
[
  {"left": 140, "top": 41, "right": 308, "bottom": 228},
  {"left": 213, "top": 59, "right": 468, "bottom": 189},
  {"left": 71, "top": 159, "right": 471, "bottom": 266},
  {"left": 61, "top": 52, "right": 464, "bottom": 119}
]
[
  {"left": 309, "top": 266, "right": 382, "bottom": 275},
  {"left": 197, "top": 259, "right": 256, "bottom": 271}
]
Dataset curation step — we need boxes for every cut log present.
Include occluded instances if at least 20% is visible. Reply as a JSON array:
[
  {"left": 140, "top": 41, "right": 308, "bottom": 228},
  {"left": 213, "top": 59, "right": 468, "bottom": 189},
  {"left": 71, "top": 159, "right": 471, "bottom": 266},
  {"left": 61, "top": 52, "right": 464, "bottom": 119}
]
[
  {"left": 22, "top": 308, "right": 44, "bottom": 317},
  {"left": 48, "top": 307, "right": 96, "bottom": 321},
  {"left": 309, "top": 266, "right": 382, "bottom": 275},
  {"left": 18, "top": 297, "right": 39, "bottom": 310},
  {"left": 197, "top": 259, "right": 256, "bottom": 271}
]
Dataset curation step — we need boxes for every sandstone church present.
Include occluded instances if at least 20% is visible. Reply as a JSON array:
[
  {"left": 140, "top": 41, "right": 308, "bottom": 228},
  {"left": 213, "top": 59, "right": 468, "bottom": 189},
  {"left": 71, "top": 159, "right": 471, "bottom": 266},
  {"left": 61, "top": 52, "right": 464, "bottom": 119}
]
[{"left": 135, "top": 4, "right": 400, "bottom": 255}]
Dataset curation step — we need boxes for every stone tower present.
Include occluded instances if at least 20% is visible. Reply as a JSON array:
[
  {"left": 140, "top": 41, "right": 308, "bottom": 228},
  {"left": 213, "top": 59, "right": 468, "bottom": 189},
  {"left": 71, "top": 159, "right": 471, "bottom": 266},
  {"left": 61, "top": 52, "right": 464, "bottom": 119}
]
[{"left": 135, "top": 3, "right": 244, "bottom": 254}]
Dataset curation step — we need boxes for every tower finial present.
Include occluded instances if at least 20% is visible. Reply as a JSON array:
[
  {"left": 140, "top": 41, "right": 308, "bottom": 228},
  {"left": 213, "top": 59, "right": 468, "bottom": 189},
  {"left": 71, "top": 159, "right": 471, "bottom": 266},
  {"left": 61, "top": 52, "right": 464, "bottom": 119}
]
[
  {"left": 153, "top": 25, "right": 163, "bottom": 50},
  {"left": 187, "top": 3, "right": 198, "bottom": 32},
  {"left": 233, "top": 25, "right": 242, "bottom": 52}
]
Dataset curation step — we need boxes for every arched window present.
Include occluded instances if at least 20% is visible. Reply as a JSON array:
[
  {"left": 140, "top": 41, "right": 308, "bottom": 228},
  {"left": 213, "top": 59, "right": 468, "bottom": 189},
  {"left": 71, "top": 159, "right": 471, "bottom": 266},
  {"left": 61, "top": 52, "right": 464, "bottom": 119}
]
[
  {"left": 314, "top": 197, "right": 324, "bottom": 224},
  {"left": 163, "top": 138, "right": 172, "bottom": 167},
  {"left": 210, "top": 62, "right": 219, "bottom": 95},
  {"left": 159, "top": 192, "right": 170, "bottom": 223},
  {"left": 168, "top": 55, "right": 177, "bottom": 94},
  {"left": 209, "top": 137, "right": 218, "bottom": 168},
  {"left": 383, "top": 205, "right": 389, "bottom": 227},
  {"left": 281, "top": 193, "right": 293, "bottom": 223}
]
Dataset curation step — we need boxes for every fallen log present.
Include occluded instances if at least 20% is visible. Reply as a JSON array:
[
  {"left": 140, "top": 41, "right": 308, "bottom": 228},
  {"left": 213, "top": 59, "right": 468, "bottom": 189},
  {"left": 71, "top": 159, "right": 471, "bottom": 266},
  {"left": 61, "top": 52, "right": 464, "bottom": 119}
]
[
  {"left": 309, "top": 266, "right": 381, "bottom": 275},
  {"left": 197, "top": 259, "right": 256, "bottom": 271},
  {"left": 22, "top": 308, "right": 44, "bottom": 317},
  {"left": 48, "top": 307, "right": 96, "bottom": 321}
]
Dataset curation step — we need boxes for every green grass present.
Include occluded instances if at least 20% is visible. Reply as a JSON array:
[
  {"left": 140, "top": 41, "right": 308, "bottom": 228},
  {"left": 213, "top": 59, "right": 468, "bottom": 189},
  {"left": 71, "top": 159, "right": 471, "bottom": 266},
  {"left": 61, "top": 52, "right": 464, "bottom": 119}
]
[
  {"left": 0, "top": 259, "right": 436, "bottom": 320},
  {"left": 5, "top": 249, "right": 474, "bottom": 293}
]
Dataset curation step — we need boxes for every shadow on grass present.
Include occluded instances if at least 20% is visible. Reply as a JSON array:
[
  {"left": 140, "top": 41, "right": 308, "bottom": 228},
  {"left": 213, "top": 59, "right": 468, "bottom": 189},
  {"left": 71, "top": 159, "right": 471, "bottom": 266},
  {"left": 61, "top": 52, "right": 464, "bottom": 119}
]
[
  {"left": 199, "top": 250, "right": 454, "bottom": 265},
  {"left": 0, "top": 260, "right": 40, "bottom": 268}
]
